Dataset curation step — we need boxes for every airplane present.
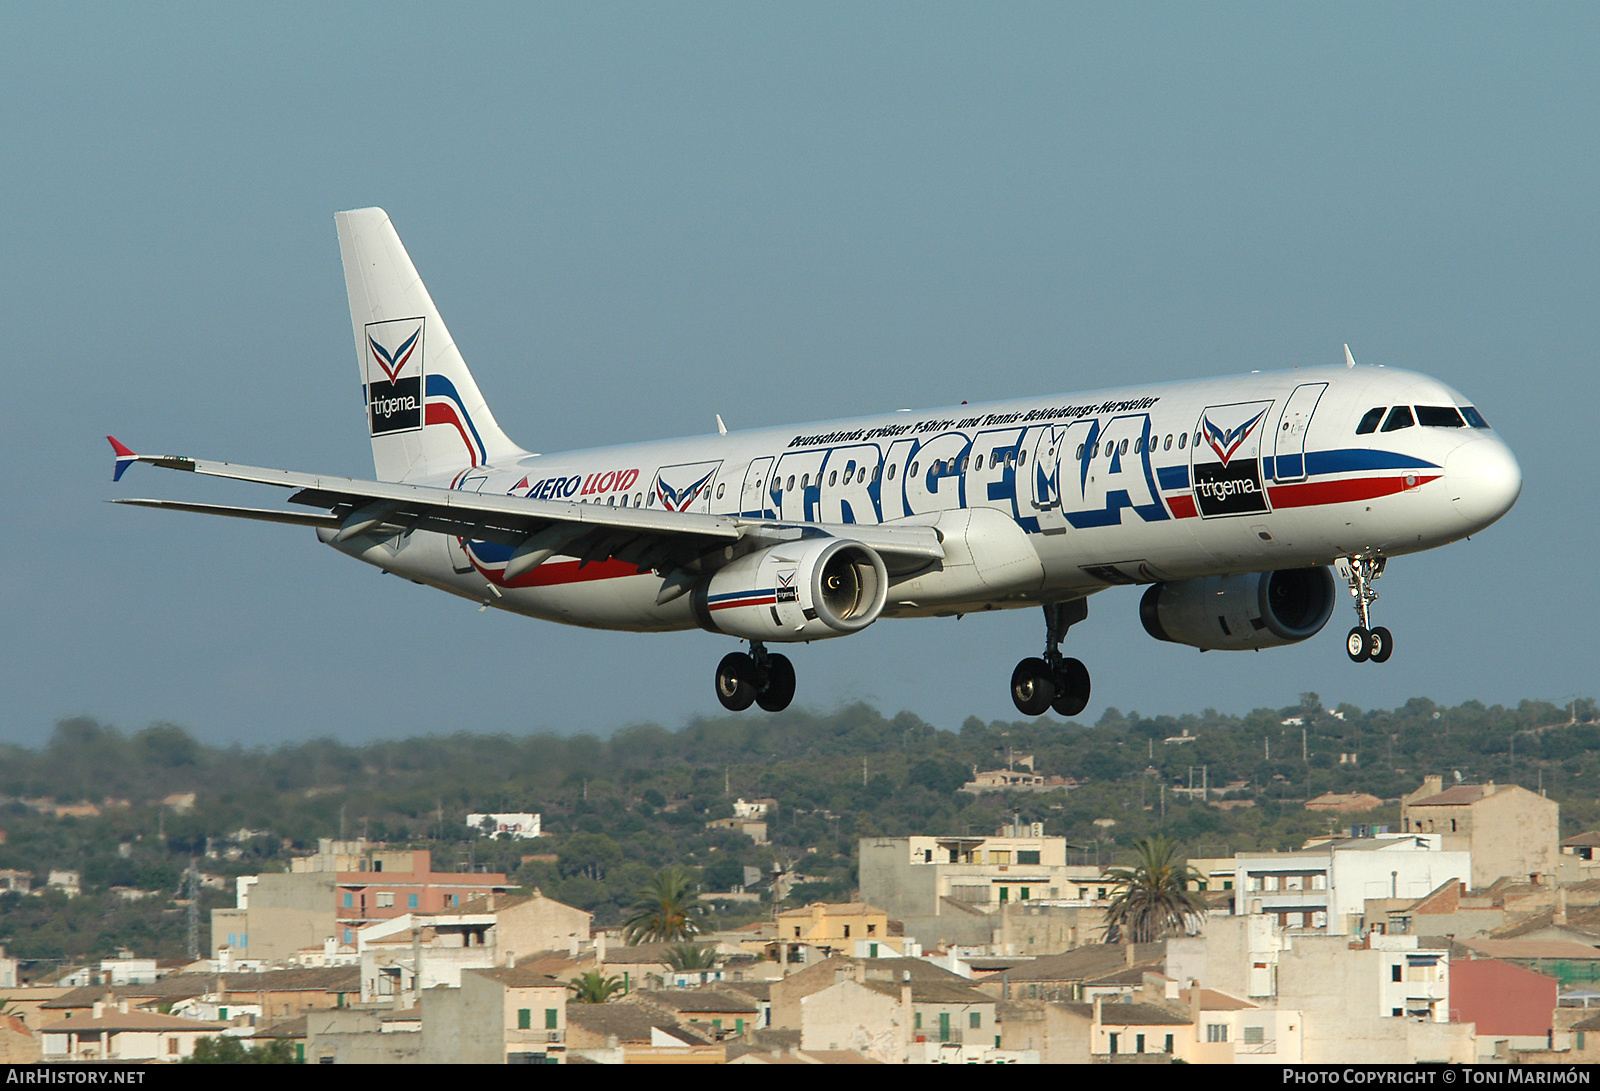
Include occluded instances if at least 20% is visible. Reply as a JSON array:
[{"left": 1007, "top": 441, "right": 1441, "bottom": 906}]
[{"left": 109, "top": 208, "right": 1522, "bottom": 716}]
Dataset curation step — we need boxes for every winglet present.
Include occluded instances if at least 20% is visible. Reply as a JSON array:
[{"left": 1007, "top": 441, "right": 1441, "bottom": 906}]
[
  {"left": 1344, "top": 344, "right": 1357, "bottom": 369},
  {"left": 108, "top": 436, "right": 138, "bottom": 482}
]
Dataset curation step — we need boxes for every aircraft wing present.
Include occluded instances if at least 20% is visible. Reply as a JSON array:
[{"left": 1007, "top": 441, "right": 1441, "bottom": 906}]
[{"left": 108, "top": 441, "right": 945, "bottom": 580}]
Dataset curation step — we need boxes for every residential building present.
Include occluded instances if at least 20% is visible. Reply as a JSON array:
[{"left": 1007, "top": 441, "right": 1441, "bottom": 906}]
[
  {"left": 1179, "top": 986, "right": 1303, "bottom": 1064},
  {"left": 39, "top": 1002, "right": 227, "bottom": 1063},
  {"left": 795, "top": 965, "right": 998, "bottom": 1062},
  {"left": 860, "top": 831, "right": 1111, "bottom": 951},
  {"left": 974, "top": 943, "right": 1164, "bottom": 1002},
  {"left": 1448, "top": 957, "right": 1559, "bottom": 1059},
  {"left": 1233, "top": 833, "right": 1470, "bottom": 933},
  {"left": 456, "top": 967, "right": 569, "bottom": 1063},
  {"left": 705, "top": 817, "right": 769, "bottom": 844},
  {"left": 1361, "top": 879, "right": 1508, "bottom": 938},
  {"left": 1305, "top": 792, "right": 1384, "bottom": 813},
  {"left": 1275, "top": 933, "right": 1474, "bottom": 1062},
  {"left": 465, "top": 813, "right": 542, "bottom": 839},
  {"left": 356, "top": 889, "right": 592, "bottom": 998},
  {"left": 1401, "top": 776, "right": 1560, "bottom": 887},
  {"left": 638, "top": 988, "right": 762, "bottom": 1039},
  {"left": 213, "top": 841, "right": 510, "bottom": 960},
  {"left": 776, "top": 903, "right": 889, "bottom": 955},
  {"left": 1454, "top": 939, "right": 1600, "bottom": 989},
  {"left": 733, "top": 798, "right": 776, "bottom": 821},
  {"left": 0, "top": 1015, "right": 40, "bottom": 1063},
  {"left": 769, "top": 956, "right": 980, "bottom": 1031},
  {"left": 564, "top": 1000, "right": 723, "bottom": 1064},
  {"left": 998, "top": 997, "right": 1192, "bottom": 1063}
]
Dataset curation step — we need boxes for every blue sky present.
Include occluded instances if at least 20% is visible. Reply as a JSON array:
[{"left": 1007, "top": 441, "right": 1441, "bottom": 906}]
[{"left": 2, "top": 5, "right": 1594, "bottom": 746}]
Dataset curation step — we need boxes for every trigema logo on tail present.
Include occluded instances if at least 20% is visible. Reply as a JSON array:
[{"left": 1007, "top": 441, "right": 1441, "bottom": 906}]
[
  {"left": 1190, "top": 401, "right": 1272, "bottom": 517},
  {"left": 364, "top": 317, "right": 425, "bottom": 436}
]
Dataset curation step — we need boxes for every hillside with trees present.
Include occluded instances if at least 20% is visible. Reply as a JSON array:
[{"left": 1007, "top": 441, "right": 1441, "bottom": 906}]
[{"left": 0, "top": 692, "right": 1592, "bottom": 964}]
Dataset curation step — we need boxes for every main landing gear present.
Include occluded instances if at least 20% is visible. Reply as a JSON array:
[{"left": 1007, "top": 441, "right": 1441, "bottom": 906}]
[
  {"left": 1341, "top": 555, "right": 1393, "bottom": 664},
  {"left": 715, "top": 642, "right": 796, "bottom": 712},
  {"left": 1011, "top": 600, "right": 1092, "bottom": 718}
]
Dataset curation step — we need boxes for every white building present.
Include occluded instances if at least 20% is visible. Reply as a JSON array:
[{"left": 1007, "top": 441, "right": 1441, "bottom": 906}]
[
  {"left": 40, "top": 1004, "right": 228, "bottom": 1063},
  {"left": 1233, "top": 834, "right": 1469, "bottom": 933},
  {"left": 465, "top": 813, "right": 542, "bottom": 839}
]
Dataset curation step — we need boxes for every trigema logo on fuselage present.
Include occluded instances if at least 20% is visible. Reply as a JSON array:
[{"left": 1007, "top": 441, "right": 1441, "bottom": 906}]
[{"left": 1191, "top": 400, "right": 1272, "bottom": 517}]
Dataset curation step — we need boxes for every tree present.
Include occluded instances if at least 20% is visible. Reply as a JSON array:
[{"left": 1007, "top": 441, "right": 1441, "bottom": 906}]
[
  {"left": 1102, "top": 835, "right": 1206, "bottom": 944},
  {"left": 621, "top": 866, "right": 703, "bottom": 944},
  {"left": 567, "top": 971, "right": 627, "bottom": 1004},
  {"left": 185, "top": 1036, "right": 297, "bottom": 1063},
  {"left": 665, "top": 943, "right": 718, "bottom": 971}
]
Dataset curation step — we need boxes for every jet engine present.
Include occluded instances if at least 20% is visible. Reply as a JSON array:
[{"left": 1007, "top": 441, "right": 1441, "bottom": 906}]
[
  {"left": 693, "top": 537, "right": 888, "bottom": 642},
  {"left": 1139, "top": 567, "right": 1337, "bottom": 651}
]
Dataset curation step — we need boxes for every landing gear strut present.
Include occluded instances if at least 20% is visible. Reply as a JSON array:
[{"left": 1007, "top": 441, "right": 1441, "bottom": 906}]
[
  {"left": 1340, "top": 555, "right": 1393, "bottom": 664},
  {"left": 715, "top": 642, "right": 796, "bottom": 712},
  {"left": 1011, "top": 600, "right": 1092, "bottom": 717}
]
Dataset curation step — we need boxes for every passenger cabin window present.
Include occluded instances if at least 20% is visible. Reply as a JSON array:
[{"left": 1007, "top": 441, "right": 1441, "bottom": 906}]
[
  {"left": 1462, "top": 406, "right": 1490, "bottom": 428},
  {"left": 1416, "top": 405, "right": 1466, "bottom": 428},
  {"left": 1356, "top": 407, "right": 1386, "bottom": 435},
  {"left": 1380, "top": 406, "right": 1415, "bottom": 432}
]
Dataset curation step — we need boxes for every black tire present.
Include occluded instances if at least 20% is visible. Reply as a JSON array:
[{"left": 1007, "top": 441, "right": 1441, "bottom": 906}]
[
  {"left": 715, "top": 652, "right": 757, "bottom": 711},
  {"left": 1051, "top": 657, "right": 1091, "bottom": 718},
  {"left": 1010, "top": 658, "right": 1055, "bottom": 717},
  {"left": 1346, "top": 627, "right": 1370, "bottom": 663},
  {"left": 756, "top": 653, "right": 796, "bottom": 712},
  {"left": 1368, "top": 626, "right": 1393, "bottom": 664}
]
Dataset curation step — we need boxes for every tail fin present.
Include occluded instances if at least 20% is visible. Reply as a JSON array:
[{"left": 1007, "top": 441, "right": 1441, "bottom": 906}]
[{"left": 335, "top": 208, "right": 527, "bottom": 482}]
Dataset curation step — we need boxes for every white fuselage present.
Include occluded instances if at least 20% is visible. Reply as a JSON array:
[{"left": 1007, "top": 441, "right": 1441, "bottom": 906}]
[{"left": 333, "top": 363, "right": 1520, "bottom": 637}]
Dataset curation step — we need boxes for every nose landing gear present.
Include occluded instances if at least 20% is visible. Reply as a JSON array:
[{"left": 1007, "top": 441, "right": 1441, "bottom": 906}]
[
  {"left": 1011, "top": 600, "right": 1092, "bottom": 717},
  {"left": 1340, "top": 555, "right": 1393, "bottom": 664},
  {"left": 715, "top": 642, "right": 796, "bottom": 712}
]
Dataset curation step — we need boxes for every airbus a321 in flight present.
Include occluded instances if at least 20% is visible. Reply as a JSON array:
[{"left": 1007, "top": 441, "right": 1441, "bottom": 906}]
[{"left": 110, "top": 208, "right": 1522, "bottom": 716}]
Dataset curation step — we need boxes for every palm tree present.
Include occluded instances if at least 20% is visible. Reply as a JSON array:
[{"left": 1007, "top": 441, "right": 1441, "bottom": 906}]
[
  {"left": 1102, "top": 835, "right": 1207, "bottom": 944},
  {"left": 665, "top": 943, "right": 719, "bottom": 971},
  {"left": 567, "top": 971, "right": 627, "bottom": 1004},
  {"left": 621, "top": 866, "right": 704, "bottom": 944}
]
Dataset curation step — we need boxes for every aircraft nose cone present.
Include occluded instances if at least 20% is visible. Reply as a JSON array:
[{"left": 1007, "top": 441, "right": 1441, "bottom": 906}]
[{"left": 1445, "top": 437, "right": 1521, "bottom": 530}]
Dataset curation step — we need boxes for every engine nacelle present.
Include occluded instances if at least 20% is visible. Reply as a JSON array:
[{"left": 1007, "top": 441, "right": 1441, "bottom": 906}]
[
  {"left": 694, "top": 538, "right": 889, "bottom": 642},
  {"left": 1140, "top": 567, "right": 1337, "bottom": 651}
]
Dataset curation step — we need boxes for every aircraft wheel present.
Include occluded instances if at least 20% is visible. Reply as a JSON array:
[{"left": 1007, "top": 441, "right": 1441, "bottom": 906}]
[
  {"left": 1010, "top": 658, "right": 1055, "bottom": 717},
  {"left": 1368, "top": 626, "right": 1393, "bottom": 664},
  {"left": 1346, "top": 627, "right": 1370, "bottom": 663},
  {"left": 1051, "top": 657, "right": 1091, "bottom": 718},
  {"left": 756, "top": 653, "right": 796, "bottom": 712},
  {"left": 715, "top": 652, "right": 758, "bottom": 711}
]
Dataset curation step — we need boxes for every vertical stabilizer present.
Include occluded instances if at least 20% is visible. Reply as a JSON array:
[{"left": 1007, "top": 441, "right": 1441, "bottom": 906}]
[{"left": 335, "top": 208, "right": 526, "bottom": 482}]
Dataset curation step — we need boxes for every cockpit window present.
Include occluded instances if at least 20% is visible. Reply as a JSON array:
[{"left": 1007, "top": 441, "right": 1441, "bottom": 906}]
[
  {"left": 1416, "top": 405, "right": 1466, "bottom": 428},
  {"left": 1461, "top": 406, "right": 1490, "bottom": 429},
  {"left": 1380, "top": 406, "right": 1415, "bottom": 432},
  {"left": 1356, "top": 407, "right": 1386, "bottom": 435}
]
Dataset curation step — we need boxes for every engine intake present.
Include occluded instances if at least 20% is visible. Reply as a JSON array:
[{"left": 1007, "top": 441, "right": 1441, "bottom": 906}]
[
  {"left": 694, "top": 538, "right": 888, "bottom": 642},
  {"left": 1140, "top": 567, "right": 1337, "bottom": 651}
]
